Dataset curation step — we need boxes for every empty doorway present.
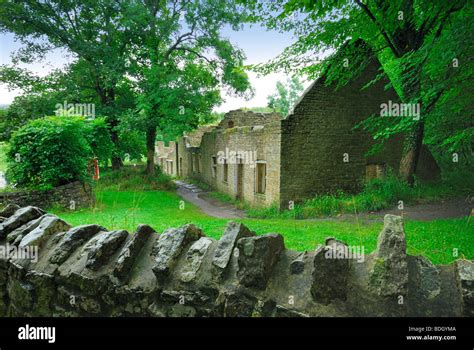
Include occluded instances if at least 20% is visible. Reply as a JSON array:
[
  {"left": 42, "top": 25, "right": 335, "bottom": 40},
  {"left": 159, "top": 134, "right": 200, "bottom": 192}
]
[{"left": 236, "top": 163, "right": 244, "bottom": 199}]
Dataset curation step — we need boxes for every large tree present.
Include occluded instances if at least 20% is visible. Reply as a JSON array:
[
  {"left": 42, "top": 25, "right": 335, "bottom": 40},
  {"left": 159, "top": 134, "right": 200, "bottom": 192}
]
[
  {"left": 0, "top": 0, "right": 135, "bottom": 169},
  {"left": 127, "top": 0, "right": 252, "bottom": 175},
  {"left": 247, "top": 0, "right": 471, "bottom": 185}
]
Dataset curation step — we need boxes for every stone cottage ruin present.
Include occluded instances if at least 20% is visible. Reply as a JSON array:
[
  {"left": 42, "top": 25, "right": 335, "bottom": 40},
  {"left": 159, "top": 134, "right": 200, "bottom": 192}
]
[{"left": 156, "top": 49, "right": 438, "bottom": 209}]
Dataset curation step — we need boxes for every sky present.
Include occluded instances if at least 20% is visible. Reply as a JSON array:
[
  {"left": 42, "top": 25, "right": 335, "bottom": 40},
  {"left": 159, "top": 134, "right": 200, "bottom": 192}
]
[{"left": 0, "top": 23, "right": 311, "bottom": 112}]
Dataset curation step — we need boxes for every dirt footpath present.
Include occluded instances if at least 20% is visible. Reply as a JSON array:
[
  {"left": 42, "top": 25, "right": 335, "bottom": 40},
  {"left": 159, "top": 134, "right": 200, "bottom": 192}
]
[
  {"left": 374, "top": 197, "right": 472, "bottom": 221},
  {"left": 175, "top": 180, "right": 245, "bottom": 219},
  {"left": 176, "top": 180, "right": 472, "bottom": 222}
]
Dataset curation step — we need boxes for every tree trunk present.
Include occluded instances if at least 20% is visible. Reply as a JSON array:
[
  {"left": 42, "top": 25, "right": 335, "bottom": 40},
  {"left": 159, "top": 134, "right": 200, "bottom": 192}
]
[
  {"left": 145, "top": 125, "right": 157, "bottom": 176},
  {"left": 398, "top": 56, "right": 423, "bottom": 186},
  {"left": 109, "top": 118, "right": 123, "bottom": 170},
  {"left": 399, "top": 121, "right": 424, "bottom": 186},
  {"left": 111, "top": 139, "right": 123, "bottom": 170},
  {"left": 97, "top": 86, "right": 122, "bottom": 170}
]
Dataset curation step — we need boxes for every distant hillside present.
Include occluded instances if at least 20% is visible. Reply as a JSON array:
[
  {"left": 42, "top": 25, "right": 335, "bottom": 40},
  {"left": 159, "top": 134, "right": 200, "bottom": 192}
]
[{"left": 0, "top": 104, "right": 9, "bottom": 110}]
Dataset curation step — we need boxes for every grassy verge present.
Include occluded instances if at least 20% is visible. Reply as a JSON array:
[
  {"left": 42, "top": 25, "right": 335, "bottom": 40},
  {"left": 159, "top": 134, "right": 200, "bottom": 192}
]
[
  {"left": 247, "top": 172, "right": 474, "bottom": 219},
  {"left": 50, "top": 188, "right": 473, "bottom": 265}
]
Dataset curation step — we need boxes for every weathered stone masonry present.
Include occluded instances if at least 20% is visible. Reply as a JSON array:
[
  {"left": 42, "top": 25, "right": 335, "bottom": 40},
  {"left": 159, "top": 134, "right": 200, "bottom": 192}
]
[
  {"left": 0, "top": 181, "right": 94, "bottom": 209},
  {"left": 156, "top": 53, "right": 439, "bottom": 209},
  {"left": 279, "top": 57, "right": 403, "bottom": 207},
  {"left": 157, "top": 111, "right": 282, "bottom": 207},
  {"left": 0, "top": 204, "right": 472, "bottom": 317}
]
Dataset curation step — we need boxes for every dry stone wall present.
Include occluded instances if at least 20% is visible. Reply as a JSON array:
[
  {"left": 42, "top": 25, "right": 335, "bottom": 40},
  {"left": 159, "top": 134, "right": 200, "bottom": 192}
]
[
  {"left": 0, "top": 182, "right": 94, "bottom": 210},
  {"left": 0, "top": 204, "right": 471, "bottom": 317}
]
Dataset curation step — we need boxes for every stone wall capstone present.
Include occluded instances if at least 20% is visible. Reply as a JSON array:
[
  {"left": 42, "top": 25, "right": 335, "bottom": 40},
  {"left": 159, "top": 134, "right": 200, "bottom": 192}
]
[{"left": 0, "top": 205, "right": 471, "bottom": 317}]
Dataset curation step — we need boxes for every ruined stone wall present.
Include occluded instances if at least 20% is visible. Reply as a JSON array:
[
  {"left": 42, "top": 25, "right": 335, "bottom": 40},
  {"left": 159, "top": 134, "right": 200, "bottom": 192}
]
[
  {"left": 154, "top": 141, "right": 167, "bottom": 173},
  {"left": 0, "top": 182, "right": 94, "bottom": 210},
  {"left": 176, "top": 137, "right": 192, "bottom": 179},
  {"left": 279, "top": 59, "right": 404, "bottom": 208},
  {"left": 155, "top": 141, "right": 178, "bottom": 176},
  {"left": 198, "top": 120, "right": 281, "bottom": 207},
  {"left": 0, "top": 205, "right": 471, "bottom": 317},
  {"left": 217, "top": 110, "right": 280, "bottom": 129}
]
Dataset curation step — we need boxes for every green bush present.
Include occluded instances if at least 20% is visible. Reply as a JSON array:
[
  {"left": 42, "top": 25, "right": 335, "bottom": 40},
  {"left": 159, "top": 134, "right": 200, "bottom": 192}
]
[{"left": 6, "top": 116, "right": 113, "bottom": 189}]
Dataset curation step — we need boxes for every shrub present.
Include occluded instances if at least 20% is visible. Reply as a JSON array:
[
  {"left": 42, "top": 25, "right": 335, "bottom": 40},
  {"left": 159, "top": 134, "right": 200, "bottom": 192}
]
[{"left": 6, "top": 116, "right": 105, "bottom": 189}]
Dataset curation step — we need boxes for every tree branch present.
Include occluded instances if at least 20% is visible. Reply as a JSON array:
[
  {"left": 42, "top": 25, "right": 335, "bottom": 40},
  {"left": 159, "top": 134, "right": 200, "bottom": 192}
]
[
  {"left": 355, "top": 0, "right": 401, "bottom": 57},
  {"left": 173, "top": 47, "right": 214, "bottom": 65},
  {"left": 165, "top": 22, "right": 197, "bottom": 59}
]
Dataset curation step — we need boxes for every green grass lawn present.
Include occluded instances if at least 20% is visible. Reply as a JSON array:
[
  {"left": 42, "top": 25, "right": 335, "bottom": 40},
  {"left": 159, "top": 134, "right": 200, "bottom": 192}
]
[{"left": 51, "top": 189, "right": 473, "bottom": 265}]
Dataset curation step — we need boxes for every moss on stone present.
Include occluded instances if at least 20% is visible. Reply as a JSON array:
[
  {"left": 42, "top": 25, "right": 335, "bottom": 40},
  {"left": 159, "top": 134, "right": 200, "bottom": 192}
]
[{"left": 369, "top": 257, "right": 387, "bottom": 288}]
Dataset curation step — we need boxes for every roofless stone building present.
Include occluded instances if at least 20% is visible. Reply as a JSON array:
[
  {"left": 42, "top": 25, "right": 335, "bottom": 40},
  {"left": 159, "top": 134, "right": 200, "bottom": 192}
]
[{"left": 156, "top": 47, "right": 439, "bottom": 209}]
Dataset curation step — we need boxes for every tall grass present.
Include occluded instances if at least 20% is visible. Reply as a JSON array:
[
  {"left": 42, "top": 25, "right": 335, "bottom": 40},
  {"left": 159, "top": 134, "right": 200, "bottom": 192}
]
[
  {"left": 247, "top": 171, "right": 473, "bottom": 219},
  {"left": 94, "top": 165, "right": 175, "bottom": 192}
]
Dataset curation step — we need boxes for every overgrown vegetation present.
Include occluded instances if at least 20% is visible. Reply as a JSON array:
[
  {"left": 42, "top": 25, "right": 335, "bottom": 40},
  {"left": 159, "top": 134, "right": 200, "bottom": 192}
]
[
  {"left": 50, "top": 186, "right": 473, "bottom": 265},
  {"left": 94, "top": 166, "right": 175, "bottom": 192},
  {"left": 246, "top": 172, "right": 474, "bottom": 219},
  {"left": 6, "top": 116, "right": 112, "bottom": 189},
  {"left": 0, "top": 142, "right": 8, "bottom": 172},
  {"left": 267, "top": 75, "right": 305, "bottom": 117}
]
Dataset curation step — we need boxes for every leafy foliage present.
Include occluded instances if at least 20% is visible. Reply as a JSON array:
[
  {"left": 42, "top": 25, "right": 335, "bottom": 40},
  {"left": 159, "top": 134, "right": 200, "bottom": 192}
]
[
  {"left": 0, "top": 92, "right": 59, "bottom": 142},
  {"left": 7, "top": 117, "right": 91, "bottom": 189},
  {"left": 125, "top": 0, "right": 253, "bottom": 173},
  {"left": 267, "top": 75, "right": 305, "bottom": 116},
  {"left": 84, "top": 118, "right": 114, "bottom": 167},
  {"left": 116, "top": 127, "right": 147, "bottom": 163},
  {"left": 246, "top": 0, "right": 473, "bottom": 180},
  {"left": 0, "top": 0, "right": 139, "bottom": 168},
  {"left": 6, "top": 116, "right": 113, "bottom": 189}
]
